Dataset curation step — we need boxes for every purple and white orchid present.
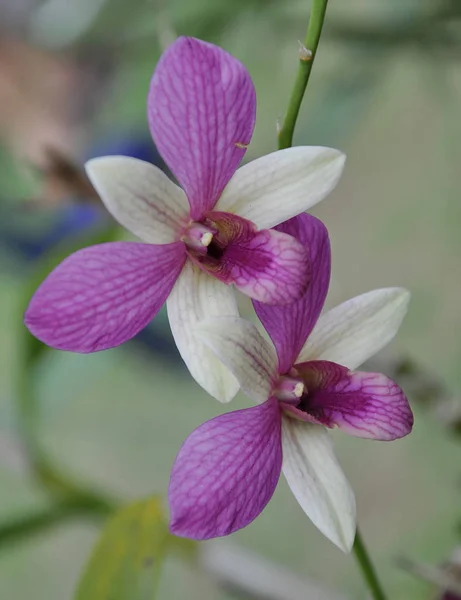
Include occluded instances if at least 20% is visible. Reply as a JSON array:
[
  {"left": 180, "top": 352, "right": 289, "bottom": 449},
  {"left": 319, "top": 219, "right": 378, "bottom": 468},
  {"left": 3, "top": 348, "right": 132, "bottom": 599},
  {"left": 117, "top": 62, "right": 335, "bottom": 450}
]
[
  {"left": 24, "top": 37, "right": 345, "bottom": 403},
  {"left": 168, "top": 214, "right": 413, "bottom": 551}
]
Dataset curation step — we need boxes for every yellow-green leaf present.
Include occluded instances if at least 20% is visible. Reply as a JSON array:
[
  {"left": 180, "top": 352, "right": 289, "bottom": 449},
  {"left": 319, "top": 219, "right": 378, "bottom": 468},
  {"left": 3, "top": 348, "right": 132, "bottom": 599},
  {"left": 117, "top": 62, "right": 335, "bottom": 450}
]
[{"left": 74, "top": 497, "right": 169, "bottom": 600}]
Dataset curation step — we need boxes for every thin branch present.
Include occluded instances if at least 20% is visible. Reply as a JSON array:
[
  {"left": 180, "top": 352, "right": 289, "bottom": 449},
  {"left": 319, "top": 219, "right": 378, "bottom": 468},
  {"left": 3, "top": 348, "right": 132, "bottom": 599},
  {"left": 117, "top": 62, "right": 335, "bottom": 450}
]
[
  {"left": 277, "top": 0, "right": 329, "bottom": 149},
  {"left": 397, "top": 554, "right": 461, "bottom": 596},
  {"left": 0, "top": 499, "right": 110, "bottom": 551}
]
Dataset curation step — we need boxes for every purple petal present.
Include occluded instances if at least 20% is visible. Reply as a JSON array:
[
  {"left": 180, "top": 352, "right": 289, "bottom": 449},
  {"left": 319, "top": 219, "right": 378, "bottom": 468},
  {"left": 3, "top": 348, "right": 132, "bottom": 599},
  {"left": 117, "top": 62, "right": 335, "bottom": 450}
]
[
  {"left": 148, "top": 37, "right": 256, "bottom": 220},
  {"left": 254, "top": 214, "right": 331, "bottom": 372},
  {"left": 289, "top": 360, "right": 413, "bottom": 441},
  {"left": 226, "top": 228, "right": 310, "bottom": 304},
  {"left": 25, "top": 242, "right": 186, "bottom": 352},
  {"left": 169, "top": 398, "right": 282, "bottom": 540}
]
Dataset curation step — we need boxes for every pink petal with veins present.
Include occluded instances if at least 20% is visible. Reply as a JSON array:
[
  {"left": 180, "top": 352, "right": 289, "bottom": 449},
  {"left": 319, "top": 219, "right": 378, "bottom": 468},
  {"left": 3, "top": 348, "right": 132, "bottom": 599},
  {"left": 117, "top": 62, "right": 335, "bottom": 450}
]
[
  {"left": 227, "top": 228, "right": 310, "bottom": 304},
  {"left": 254, "top": 214, "right": 331, "bottom": 371},
  {"left": 169, "top": 398, "right": 282, "bottom": 540},
  {"left": 25, "top": 241, "right": 186, "bottom": 352},
  {"left": 289, "top": 360, "right": 413, "bottom": 441},
  {"left": 148, "top": 37, "right": 256, "bottom": 220},
  {"left": 188, "top": 211, "right": 310, "bottom": 305}
]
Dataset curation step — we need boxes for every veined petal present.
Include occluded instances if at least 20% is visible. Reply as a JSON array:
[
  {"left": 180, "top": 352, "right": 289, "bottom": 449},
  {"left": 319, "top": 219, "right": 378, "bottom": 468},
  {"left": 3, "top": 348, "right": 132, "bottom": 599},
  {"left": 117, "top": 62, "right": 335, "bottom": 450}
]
[
  {"left": 293, "top": 361, "right": 414, "bottom": 441},
  {"left": 148, "top": 37, "right": 256, "bottom": 220},
  {"left": 282, "top": 417, "right": 356, "bottom": 552},
  {"left": 216, "top": 147, "right": 345, "bottom": 230},
  {"left": 196, "top": 316, "right": 278, "bottom": 404},
  {"left": 25, "top": 242, "right": 186, "bottom": 352},
  {"left": 85, "top": 156, "right": 189, "bottom": 244},
  {"left": 254, "top": 214, "right": 330, "bottom": 372},
  {"left": 169, "top": 398, "right": 282, "bottom": 540},
  {"left": 167, "top": 260, "right": 239, "bottom": 403},
  {"left": 225, "top": 228, "right": 310, "bottom": 305},
  {"left": 297, "top": 288, "right": 411, "bottom": 369}
]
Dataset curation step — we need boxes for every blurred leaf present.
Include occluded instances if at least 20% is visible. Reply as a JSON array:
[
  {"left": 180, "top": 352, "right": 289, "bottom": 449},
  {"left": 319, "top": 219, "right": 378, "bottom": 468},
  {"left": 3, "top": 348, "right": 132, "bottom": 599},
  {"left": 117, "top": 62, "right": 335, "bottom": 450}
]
[
  {"left": 32, "top": 148, "right": 103, "bottom": 208},
  {"left": 0, "top": 497, "right": 111, "bottom": 552},
  {"left": 167, "top": 534, "right": 197, "bottom": 562},
  {"left": 74, "top": 497, "right": 170, "bottom": 600},
  {"left": 304, "top": 50, "right": 385, "bottom": 146},
  {"left": 0, "top": 145, "right": 38, "bottom": 201},
  {"left": 325, "top": 1, "right": 461, "bottom": 55},
  {"left": 172, "top": 0, "right": 280, "bottom": 42}
]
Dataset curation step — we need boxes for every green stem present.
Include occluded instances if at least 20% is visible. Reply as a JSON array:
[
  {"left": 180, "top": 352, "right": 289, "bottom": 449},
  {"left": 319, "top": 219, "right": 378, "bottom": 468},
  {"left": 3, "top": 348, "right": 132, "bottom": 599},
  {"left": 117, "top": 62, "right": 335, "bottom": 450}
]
[
  {"left": 278, "top": 0, "right": 329, "bottom": 150},
  {"left": 353, "top": 528, "right": 388, "bottom": 600},
  {"left": 0, "top": 498, "right": 113, "bottom": 552}
]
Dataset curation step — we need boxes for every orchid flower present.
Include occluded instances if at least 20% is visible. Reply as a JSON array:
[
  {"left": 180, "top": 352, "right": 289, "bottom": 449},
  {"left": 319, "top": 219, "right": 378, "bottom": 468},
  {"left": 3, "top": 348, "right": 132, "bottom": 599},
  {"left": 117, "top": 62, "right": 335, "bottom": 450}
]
[
  {"left": 168, "top": 214, "right": 413, "bottom": 551},
  {"left": 24, "top": 37, "right": 345, "bottom": 403}
]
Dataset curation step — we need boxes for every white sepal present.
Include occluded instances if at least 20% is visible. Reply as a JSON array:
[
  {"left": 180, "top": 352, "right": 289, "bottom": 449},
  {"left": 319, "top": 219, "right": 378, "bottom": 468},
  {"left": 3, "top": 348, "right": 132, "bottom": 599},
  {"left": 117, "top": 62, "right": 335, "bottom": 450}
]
[
  {"left": 197, "top": 316, "right": 278, "bottom": 404},
  {"left": 282, "top": 417, "right": 356, "bottom": 552},
  {"left": 297, "top": 288, "right": 410, "bottom": 369},
  {"left": 216, "top": 147, "right": 345, "bottom": 230},
  {"left": 86, "top": 156, "right": 189, "bottom": 244},
  {"left": 167, "top": 261, "right": 239, "bottom": 403}
]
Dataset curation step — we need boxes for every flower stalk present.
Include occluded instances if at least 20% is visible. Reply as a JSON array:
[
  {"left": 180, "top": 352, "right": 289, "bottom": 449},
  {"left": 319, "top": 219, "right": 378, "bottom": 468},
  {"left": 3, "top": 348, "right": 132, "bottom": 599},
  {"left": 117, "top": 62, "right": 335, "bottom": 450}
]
[
  {"left": 353, "top": 528, "right": 388, "bottom": 600},
  {"left": 278, "top": 0, "right": 329, "bottom": 150},
  {"left": 278, "top": 1, "right": 390, "bottom": 597}
]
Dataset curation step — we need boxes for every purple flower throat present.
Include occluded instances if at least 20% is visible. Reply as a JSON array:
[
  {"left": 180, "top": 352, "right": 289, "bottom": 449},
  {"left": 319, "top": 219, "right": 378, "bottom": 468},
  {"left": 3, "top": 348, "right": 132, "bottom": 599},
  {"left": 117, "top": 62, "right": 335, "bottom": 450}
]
[{"left": 182, "top": 211, "right": 273, "bottom": 281}]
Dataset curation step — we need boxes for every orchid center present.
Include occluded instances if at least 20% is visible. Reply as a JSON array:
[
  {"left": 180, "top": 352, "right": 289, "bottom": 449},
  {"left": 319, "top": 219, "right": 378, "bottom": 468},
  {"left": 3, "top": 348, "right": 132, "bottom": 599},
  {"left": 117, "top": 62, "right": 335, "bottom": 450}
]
[
  {"left": 182, "top": 222, "right": 217, "bottom": 256},
  {"left": 182, "top": 211, "right": 259, "bottom": 278},
  {"left": 273, "top": 374, "right": 305, "bottom": 404},
  {"left": 182, "top": 211, "right": 308, "bottom": 304},
  {"left": 274, "top": 367, "right": 322, "bottom": 423}
]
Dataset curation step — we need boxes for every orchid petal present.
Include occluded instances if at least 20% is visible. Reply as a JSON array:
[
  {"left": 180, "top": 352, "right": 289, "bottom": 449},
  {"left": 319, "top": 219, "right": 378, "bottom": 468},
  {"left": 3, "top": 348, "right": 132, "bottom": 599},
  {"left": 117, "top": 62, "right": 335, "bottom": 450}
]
[
  {"left": 226, "top": 228, "right": 310, "bottom": 305},
  {"left": 293, "top": 361, "right": 414, "bottom": 440},
  {"left": 167, "top": 260, "right": 239, "bottom": 403},
  {"left": 282, "top": 417, "right": 356, "bottom": 552},
  {"left": 254, "top": 214, "right": 330, "bottom": 372},
  {"left": 148, "top": 37, "right": 256, "bottom": 220},
  {"left": 169, "top": 398, "right": 282, "bottom": 540},
  {"left": 196, "top": 316, "right": 278, "bottom": 404},
  {"left": 216, "top": 147, "right": 345, "bottom": 230},
  {"left": 85, "top": 156, "right": 189, "bottom": 244},
  {"left": 297, "top": 288, "right": 410, "bottom": 369},
  {"left": 25, "top": 242, "right": 186, "bottom": 352}
]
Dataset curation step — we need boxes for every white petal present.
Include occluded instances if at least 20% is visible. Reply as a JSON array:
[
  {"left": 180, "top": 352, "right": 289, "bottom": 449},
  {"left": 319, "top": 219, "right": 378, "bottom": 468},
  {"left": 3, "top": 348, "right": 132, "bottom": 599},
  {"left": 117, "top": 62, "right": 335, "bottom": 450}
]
[
  {"left": 167, "top": 261, "right": 239, "bottom": 403},
  {"left": 297, "top": 288, "right": 410, "bottom": 369},
  {"left": 196, "top": 317, "right": 278, "bottom": 404},
  {"left": 215, "top": 147, "right": 345, "bottom": 230},
  {"left": 282, "top": 417, "right": 356, "bottom": 552},
  {"left": 85, "top": 156, "right": 190, "bottom": 244}
]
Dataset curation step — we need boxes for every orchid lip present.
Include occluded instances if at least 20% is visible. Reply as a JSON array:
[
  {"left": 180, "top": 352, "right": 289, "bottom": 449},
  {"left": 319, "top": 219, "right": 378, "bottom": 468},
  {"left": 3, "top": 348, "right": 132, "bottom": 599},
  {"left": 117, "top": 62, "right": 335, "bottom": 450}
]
[{"left": 273, "top": 375, "right": 305, "bottom": 404}]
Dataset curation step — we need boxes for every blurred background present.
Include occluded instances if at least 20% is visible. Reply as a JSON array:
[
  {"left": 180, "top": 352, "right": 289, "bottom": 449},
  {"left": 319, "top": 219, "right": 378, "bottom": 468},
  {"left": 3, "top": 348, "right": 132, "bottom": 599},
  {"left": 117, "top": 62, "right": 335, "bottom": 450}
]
[{"left": 0, "top": 0, "right": 461, "bottom": 598}]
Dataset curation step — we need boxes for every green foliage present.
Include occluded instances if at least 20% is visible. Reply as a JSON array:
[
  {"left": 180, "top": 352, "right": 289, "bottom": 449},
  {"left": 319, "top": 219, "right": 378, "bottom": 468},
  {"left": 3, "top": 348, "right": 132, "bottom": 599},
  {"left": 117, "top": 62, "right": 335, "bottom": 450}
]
[
  {"left": 0, "top": 146, "right": 38, "bottom": 202},
  {"left": 74, "top": 497, "right": 171, "bottom": 600}
]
